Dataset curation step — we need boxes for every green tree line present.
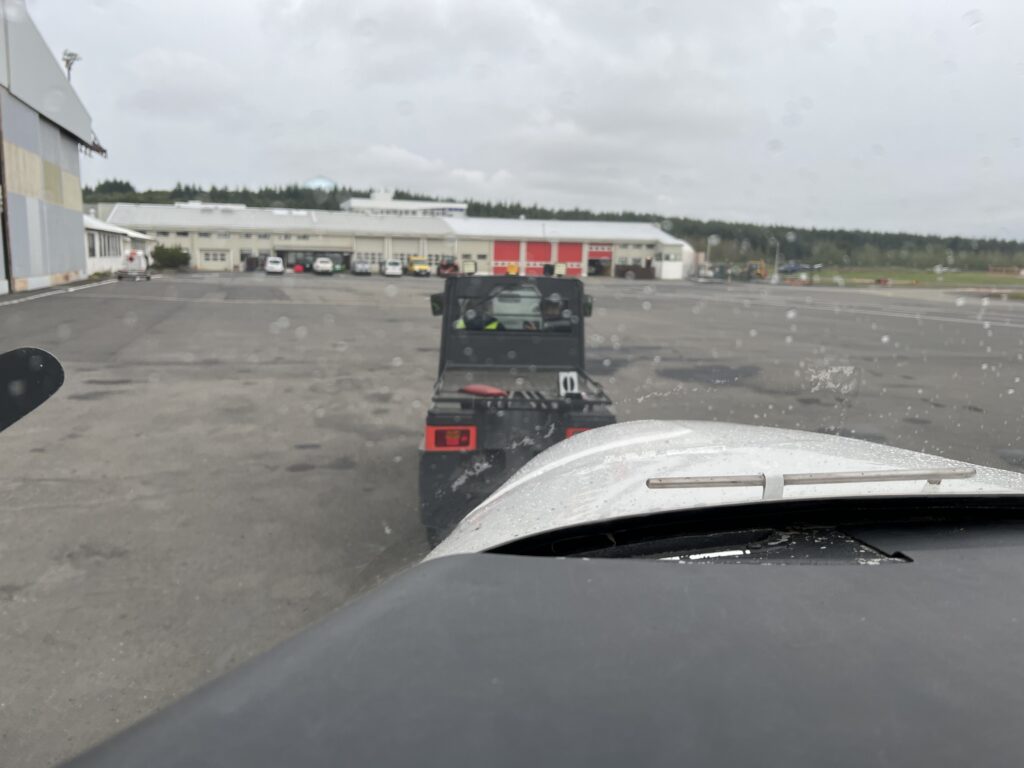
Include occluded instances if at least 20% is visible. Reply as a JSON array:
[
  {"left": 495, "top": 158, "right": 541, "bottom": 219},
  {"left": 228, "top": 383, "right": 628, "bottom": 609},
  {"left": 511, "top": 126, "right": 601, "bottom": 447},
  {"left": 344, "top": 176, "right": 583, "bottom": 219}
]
[{"left": 84, "top": 180, "right": 1024, "bottom": 271}]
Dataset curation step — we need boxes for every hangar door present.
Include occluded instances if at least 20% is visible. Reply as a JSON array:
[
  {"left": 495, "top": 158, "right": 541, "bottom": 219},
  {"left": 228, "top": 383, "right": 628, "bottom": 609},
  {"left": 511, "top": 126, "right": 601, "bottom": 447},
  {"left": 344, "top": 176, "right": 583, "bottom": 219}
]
[{"left": 493, "top": 241, "right": 519, "bottom": 275}]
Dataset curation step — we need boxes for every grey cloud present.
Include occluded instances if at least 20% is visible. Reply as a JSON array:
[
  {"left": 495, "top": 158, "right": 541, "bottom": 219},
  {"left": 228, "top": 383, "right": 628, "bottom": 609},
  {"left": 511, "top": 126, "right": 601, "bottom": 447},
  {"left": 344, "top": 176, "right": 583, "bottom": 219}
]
[{"left": 24, "top": 0, "right": 1024, "bottom": 237}]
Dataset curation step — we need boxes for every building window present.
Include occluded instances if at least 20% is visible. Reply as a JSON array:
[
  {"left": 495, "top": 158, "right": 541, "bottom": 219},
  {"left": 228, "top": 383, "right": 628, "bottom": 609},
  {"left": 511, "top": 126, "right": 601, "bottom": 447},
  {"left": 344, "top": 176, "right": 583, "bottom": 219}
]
[
  {"left": 156, "top": 231, "right": 170, "bottom": 237},
  {"left": 280, "top": 234, "right": 292, "bottom": 240},
  {"left": 217, "top": 231, "right": 231, "bottom": 239},
  {"left": 201, "top": 250, "right": 228, "bottom": 262},
  {"left": 297, "top": 234, "right": 310, "bottom": 240},
  {"left": 96, "top": 232, "right": 121, "bottom": 258},
  {"left": 242, "top": 232, "right": 253, "bottom": 239},
  {"left": 176, "top": 231, "right": 189, "bottom": 237},
  {"left": 198, "top": 232, "right": 211, "bottom": 238},
  {"left": 259, "top": 250, "right": 271, "bottom": 259},
  {"left": 87, "top": 233, "right": 96, "bottom": 259},
  {"left": 257, "top": 233, "right": 270, "bottom": 239}
]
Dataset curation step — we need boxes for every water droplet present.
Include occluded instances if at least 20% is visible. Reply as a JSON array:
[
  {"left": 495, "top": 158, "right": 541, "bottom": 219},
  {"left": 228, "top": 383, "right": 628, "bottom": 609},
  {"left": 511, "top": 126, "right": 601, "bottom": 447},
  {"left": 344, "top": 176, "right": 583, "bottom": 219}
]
[
  {"left": 393, "top": 455, "right": 403, "bottom": 463},
  {"left": 641, "top": 301, "right": 652, "bottom": 311},
  {"left": 8, "top": 379, "right": 25, "bottom": 396},
  {"left": 391, "top": 356, "right": 403, "bottom": 367},
  {"left": 785, "top": 309, "right": 797, "bottom": 320},
  {"left": 315, "top": 408, "right": 325, "bottom": 418},
  {"left": 766, "top": 138, "right": 784, "bottom": 153},
  {"left": 955, "top": 297, "right": 966, "bottom": 307},
  {"left": 294, "top": 326, "right": 308, "bottom": 340},
  {"left": 602, "top": 358, "right": 611, "bottom": 367},
  {"left": 749, "top": 328, "right": 758, "bottom": 338},
  {"left": 1009, "top": 388, "right": 1016, "bottom": 395},
  {"left": 880, "top": 335, "right": 891, "bottom": 344},
  {"left": 385, "top": 284, "right": 398, "bottom": 297},
  {"left": 653, "top": 355, "right": 662, "bottom": 364},
  {"left": 784, "top": 335, "right": 793, "bottom": 344},
  {"left": 506, "top": 350, "right": 517, "bottom": 360},
  {"left": 463, "top": 346, "right": 473, "bottom": 356}
]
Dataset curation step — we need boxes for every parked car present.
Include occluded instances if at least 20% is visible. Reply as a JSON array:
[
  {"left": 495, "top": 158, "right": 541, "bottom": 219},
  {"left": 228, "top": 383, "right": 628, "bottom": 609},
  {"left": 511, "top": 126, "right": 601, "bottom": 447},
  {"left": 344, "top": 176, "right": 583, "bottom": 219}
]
[
  {"left": 312, "top": 256, "right": 335, "bottom": 275},
  {"left": 264, "top": 255, "right": 285, "bottom": 275},
  {"left": 116, "top": 250, "right": 151, "bottom": 281},
  {"left": 382, "top": 259, "right": 404, "bottom": 277},
  {"left": 409, "top": 257, "right": 431, "bottom": 277},
  {"left": 351, "top": 259, "right": 372, "bottom": 275},
  {"left": 437, "top": 257, "right": 460, "bottom": 276}
]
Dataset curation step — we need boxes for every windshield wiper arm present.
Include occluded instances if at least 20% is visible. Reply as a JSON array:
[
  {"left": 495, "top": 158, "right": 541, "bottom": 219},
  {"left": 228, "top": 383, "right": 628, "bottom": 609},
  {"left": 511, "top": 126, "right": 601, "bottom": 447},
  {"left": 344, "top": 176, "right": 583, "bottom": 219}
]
[{"left": 646, "top": 467, "right": 977, "bottom": 500}]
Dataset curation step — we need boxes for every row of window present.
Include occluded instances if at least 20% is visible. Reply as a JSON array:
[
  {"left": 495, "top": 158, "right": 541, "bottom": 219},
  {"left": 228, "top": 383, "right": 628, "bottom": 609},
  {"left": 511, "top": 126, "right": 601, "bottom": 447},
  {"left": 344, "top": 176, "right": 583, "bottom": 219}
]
[
  {"left": 87, "top": 232, "right": 123, "bottom": 259},
  {"left": 153, "top": 231, "right": 658, "bottom": 252},
  {"left": 201, "top": 251, "right": 228, "bottom": 262}
]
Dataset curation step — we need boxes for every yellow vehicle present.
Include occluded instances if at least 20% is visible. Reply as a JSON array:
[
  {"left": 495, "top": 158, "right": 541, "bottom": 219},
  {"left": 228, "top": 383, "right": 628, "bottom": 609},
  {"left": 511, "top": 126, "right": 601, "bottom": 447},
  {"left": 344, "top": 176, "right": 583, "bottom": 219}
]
[
  {"left": 745, "top": 259, "right": 768, "bottom": 280},
  {"left": 409, "top": 257, "right": 432, "bottom": 277}
]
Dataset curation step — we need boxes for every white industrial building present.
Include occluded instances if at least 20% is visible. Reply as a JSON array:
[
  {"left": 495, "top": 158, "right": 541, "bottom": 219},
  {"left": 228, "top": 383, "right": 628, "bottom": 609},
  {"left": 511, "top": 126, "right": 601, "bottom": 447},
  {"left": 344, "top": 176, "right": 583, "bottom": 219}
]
[
  {"left": 83, "top": 214, "right": 152, "bottom": 274},
  {"left": 102, "top": 201, "right": 695, "bottom": 279},
  {"left": 0, "top": 1, "right": 104, "bottom": 293}
]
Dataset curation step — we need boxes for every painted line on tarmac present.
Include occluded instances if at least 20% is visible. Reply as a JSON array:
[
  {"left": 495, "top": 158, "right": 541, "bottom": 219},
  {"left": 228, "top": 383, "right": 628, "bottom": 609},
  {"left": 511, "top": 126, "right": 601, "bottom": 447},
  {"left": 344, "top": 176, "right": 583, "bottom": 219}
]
[
  {"left": 0, "top": 279, "right": 118, "bottom": 308},
  {"left": 72, "top": 292, "right": 382, "bottom": 307},
  {"left": 609, "top": 288, "right": 1024, "bottom": 331},
  {"left": 611, "top": 284, "right": 1024, "bottom": 321}
]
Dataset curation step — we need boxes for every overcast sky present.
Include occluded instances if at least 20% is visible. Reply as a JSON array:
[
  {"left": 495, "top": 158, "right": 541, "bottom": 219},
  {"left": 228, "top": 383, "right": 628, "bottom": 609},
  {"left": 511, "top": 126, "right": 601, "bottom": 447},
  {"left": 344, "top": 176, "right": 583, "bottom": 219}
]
[{"left": 26, "top": 0, "right": 1024, "bottom": 239}]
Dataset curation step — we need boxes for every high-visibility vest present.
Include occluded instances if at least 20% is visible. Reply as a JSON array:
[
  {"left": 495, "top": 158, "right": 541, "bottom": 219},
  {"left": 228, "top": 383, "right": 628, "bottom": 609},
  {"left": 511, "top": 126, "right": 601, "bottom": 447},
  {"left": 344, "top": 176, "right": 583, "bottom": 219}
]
[{"left": 455, "top": 318, "right": 499, "bottom": 330}]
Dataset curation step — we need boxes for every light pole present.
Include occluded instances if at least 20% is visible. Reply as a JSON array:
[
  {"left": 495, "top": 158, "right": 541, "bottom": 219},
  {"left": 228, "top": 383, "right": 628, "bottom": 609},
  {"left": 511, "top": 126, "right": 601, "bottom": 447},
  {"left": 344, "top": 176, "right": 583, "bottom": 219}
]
[
  {"left": 62, "top": 50, "right": 81, "bottom": 81},
  {"left": 769, "top": 236, "right": 781, "bottom": 283},
  {"left": 706, "top": 234, "right": 720, "bottom": 265}
]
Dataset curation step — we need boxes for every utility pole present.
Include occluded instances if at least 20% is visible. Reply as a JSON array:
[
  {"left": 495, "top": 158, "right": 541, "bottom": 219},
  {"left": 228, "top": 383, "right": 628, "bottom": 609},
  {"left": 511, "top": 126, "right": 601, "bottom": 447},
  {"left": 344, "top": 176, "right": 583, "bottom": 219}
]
[{"left": 62, "top": 50, "right": 81, "bottom": 80}]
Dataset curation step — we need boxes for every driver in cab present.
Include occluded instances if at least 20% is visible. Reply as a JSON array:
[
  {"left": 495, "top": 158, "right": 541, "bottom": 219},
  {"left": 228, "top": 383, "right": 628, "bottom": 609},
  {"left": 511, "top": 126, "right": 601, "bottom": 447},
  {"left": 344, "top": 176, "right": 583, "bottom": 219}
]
[{"left": 454, "top": 300, "right": 504, "bottom": 331}]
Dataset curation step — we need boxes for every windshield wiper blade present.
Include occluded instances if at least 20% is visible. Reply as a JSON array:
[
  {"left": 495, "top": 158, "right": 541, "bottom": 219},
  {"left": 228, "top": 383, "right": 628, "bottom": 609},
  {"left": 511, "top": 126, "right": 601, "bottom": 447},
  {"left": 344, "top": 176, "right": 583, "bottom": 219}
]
[{"left": 646, "top": 467, "right": 977, "bottom": 500}]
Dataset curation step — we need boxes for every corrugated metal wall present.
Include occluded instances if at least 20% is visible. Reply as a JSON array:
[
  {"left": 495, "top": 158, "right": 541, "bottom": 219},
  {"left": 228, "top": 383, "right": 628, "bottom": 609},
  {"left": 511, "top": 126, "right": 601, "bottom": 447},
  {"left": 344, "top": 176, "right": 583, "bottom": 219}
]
[{"left": 2, "top": 89, "right": 86, "bottom": 291}]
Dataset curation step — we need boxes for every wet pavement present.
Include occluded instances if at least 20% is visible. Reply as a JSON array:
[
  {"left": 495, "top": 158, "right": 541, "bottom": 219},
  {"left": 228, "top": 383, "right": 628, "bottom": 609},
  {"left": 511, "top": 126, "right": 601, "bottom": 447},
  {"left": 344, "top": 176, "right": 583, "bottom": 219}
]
[{"left": 1, "top": 272, "right": 1022, "bottom": 766}]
